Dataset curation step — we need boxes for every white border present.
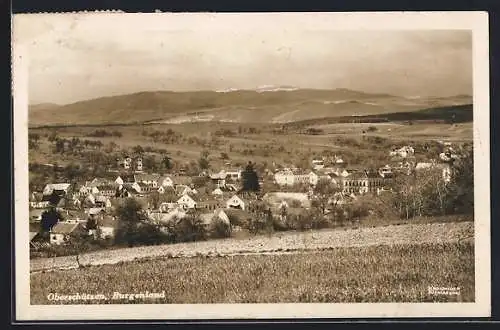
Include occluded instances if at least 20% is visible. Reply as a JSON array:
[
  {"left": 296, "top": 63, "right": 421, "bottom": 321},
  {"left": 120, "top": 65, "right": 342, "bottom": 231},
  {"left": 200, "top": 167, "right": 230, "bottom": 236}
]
[{"left": 12, "top": 11, "right": 490, "bottom": 320}]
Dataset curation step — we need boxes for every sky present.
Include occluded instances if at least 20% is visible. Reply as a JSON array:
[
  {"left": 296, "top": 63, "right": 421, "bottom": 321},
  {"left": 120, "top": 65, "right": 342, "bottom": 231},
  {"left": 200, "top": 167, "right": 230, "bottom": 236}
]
[{"left": 14, "top": 13, "right": 473, "bottom": 105}]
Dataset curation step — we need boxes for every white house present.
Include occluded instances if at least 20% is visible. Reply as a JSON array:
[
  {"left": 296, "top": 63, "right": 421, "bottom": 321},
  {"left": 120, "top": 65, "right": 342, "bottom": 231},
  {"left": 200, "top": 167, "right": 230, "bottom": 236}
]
[
  {"left": 159, "top": 176, "right": 174, "bottom": 187},
  {"left": 49, "top": 222, "right": 84, "bottom": 245},
  {"left": 149, "top": 207, "right": 187, "bottom": 225},
  {"left": 42, "top": 183, "right": 71, "bottom": 196},
  {"left": 159, "top": 202, "right": 178, "bottom": 213},
  {"left": 274, "top": 170, "right": 296, "bottom": 186},
  {"left": 135, "top": 173, "right": 161, "bottom": 187},
  {"left": 98, "top": 216, "right": 116, "bottom": 239},
  {"left": 378, "top": 165, "right": 393, "bottom": 178},
  {"left": 312, "top": 159, "right": 324, "bottom": 170},
  {"left": 226, "top": 195, "right": 247, "bottom": 210},
  {"left": 390, "top": 146, "right": 415, "bottom": 158},
  {"left": 94, "top": 195, "right": 112, "bottom": 208},
  {"left": 177, "top": 194, "right": 197, "bottom": 209},
  {"left": 263, "top": 192, "right": 311, "bottom": 209},
  {"left": 115, "top": 176, "right": 124, "bottom": 185},
  {"left": 199, "top": 209, "right": 231, "bottom": 227},
  {"left": 29, "top": 209, "right": 45, "bottom": 222},
  {"left": 211, "top": 187, "right": 224, "bottom": 196},
  {"left": 415, "top": 162, "right": 452, "bottom": 183}
]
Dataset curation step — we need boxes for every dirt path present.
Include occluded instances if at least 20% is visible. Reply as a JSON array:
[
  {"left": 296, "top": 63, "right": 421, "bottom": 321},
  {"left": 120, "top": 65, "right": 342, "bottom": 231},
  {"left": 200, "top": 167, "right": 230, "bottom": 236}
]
[{"left": 30, "top": 221, "right": 474, "bottom": 273}]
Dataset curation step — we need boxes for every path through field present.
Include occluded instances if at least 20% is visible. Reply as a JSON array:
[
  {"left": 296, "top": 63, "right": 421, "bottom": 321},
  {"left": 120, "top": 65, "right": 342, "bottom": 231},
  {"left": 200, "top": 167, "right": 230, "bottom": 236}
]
[{"left": 30, "top": 221, "right": 474, "bottom": 273}]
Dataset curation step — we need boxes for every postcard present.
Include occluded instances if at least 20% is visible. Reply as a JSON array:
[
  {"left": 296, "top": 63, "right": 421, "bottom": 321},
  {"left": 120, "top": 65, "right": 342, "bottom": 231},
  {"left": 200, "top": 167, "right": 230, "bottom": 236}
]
[{"left": 12, "top": 11, "right": 490, "bottom": 320}]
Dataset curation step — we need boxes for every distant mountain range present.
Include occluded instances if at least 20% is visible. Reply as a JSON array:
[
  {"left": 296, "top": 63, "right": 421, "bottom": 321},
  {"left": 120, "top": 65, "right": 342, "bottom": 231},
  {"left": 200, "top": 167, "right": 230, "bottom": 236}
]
[{"left": 29, "top": 88, "right": 472, "bottom": 127}]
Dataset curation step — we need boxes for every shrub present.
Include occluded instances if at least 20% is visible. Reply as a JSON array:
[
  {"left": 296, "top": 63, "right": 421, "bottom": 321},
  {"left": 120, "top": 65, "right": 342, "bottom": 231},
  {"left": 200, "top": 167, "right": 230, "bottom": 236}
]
[
  {"left": 169, "top": 215, "right": 208, "bottom": 243},
  {"left": 209, "top": 218, "right": 232, "bottom": 239}
]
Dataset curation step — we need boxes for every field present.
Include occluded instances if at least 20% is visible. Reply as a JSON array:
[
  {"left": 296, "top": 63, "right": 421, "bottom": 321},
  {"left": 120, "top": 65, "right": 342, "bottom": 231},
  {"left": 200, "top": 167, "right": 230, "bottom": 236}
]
[
  {"left": 30, "top": 241, "right": 474, "bottom": 304},
  {"left": 28, "top": 120, "right": 473, "bottom": 172}
]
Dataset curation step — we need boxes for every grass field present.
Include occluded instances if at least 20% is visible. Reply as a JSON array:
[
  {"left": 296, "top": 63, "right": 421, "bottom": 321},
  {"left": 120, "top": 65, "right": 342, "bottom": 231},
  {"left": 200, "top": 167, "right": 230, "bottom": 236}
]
[
  {"left": 28, "top": 120, "right": 473, "bottom": 170},
  {"left": 30, "top": 241, "right": 474, "bottom": 304}
]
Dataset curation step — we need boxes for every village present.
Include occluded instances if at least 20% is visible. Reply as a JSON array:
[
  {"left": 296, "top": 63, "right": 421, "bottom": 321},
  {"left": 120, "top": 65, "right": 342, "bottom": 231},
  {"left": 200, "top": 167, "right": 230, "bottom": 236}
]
[{"left": 28, "top": 138, "right": 459, "bottom": 251}]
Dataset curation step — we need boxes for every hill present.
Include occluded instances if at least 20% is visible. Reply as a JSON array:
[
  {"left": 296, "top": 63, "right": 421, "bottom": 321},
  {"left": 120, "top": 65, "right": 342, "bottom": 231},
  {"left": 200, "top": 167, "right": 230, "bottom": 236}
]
[{"left": 28, "top": 89, "right": 472, "bottom": 127}]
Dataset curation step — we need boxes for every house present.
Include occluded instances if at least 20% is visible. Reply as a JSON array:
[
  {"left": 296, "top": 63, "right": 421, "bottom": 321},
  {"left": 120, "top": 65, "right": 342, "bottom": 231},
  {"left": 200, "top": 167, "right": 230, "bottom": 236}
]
[
  {"left": 342, "top": 170, "right": 387, "bottom": 195},
  {"left": 378, "top": 165, "right": 393, "bottom": 178},
  {"left": 327, "top": 192, "right": 357, "bottom": 207},
  {"left": 199, "top": 209, "right": 230, "bottom": 227},
  {"left": 294, "top": 171, "right": 319, "bottom": 186},
  {"left": 149, "top": 207, "right": 187, "bottom": 225},
  {"left": 223, "top": 208, "right": 254, "bottom": 231},
  {"left": 135, "top": 173, "right": 161, "bottom": 187},
  {"left": 29, "top": 221, "right": 42, "bottom": 245},
  {"left": 29, "top": 192, "right": 50, "bottom": 209},
  {"left": 29, "top": 209, "right": 45, "bottom": 222},
  {"left": 123, "top": 182, "right": 142, "bottom": 194},
  {"left": 198, "top": 199, "right": 225, "bottom": 211},
  {"left": 48, "top": 222, "right": 86, "bottom": 245},
  {"left": 136, "top": 182, "right": 155, "bottom": 194},
  {"left": 42, "top": 183, "right": 71, "bottom": 196},
  {"left": 177, "top": 194, "right": 198, "bottom": 210},
  {"left": 390, "top": 146, "right": 415, "bottom": 158},
  {"left": 159, "top": 202, "right": 178, "bottom": 213},
  {"left": 333, "top": 155, "right": 345, "bottom": 165},
  {"left": 87, "top": 207, "right": 106, "bottom": 216},
  {"left": 415, "top": 162, "right": 452, "bottom": 183},
  {"left": 312, "top": 159, "right": 324, "bottom": 170},
  {"left": 263, "top": 192, "right": 311, "bottom": 209},
  {"left": 157, "top": 186, "right": 166, "bottom": 194},
  {"left": 212, "top": 187, "right": 224, "bottom": 196},
  {"left": 174, "top": 184, "right": 197, "bottom": 196},
  {"left": 97, "top": 215, "right": 116, "bottom": 239},
  {"left": 225, "top": 195, "right": 247, "bottom": 211},
  {"left": 135, "top": 158, "right": 143, "bottom": 172},
  {"left": 158, "top": 176, "right": 174, "bottom": 187},
  {"left": 115, "top": 176, "right": 124, "bottom": 185},
  {"left": 223, "top": 169, "right": 242, "bottom": 182},
  {"left": 94, "top": 195, "right": 112, "bottom": 208},
  {"left": 120, "top": 174, "right": 137, "bottom": 184},
  {"left": 96, "top": 184, "right": 118, "bottom": 197},
  {"left": 274, "top": 170, "right": 296, "bottom": 186},
  {"left": 209, "top": 172, "right": 227, "bottom": 187},
  {"left": 172, "top": 175, "right": 193, "bottom": 187},
  {"left": 277, "top": 207, "right": 307, "bottom": 222},
  {"left": 115, "top": 185, "right": 133, "bottom": 198}
]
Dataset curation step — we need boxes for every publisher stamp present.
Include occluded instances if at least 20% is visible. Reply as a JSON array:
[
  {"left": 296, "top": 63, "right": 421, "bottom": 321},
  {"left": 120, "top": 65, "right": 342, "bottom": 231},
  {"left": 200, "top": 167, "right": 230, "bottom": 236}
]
[{"left": 428, "top": 286, "right": 461, "bottom": 296}]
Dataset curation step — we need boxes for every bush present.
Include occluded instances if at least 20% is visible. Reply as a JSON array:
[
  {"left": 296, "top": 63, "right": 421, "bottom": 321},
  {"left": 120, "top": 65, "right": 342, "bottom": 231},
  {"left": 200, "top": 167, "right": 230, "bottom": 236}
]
[
  {"left": 209, "top": 218, "right": 232, "bottom": 239},
  {"left": 168, "top": 215, "right": 208, "bottom": 243}
]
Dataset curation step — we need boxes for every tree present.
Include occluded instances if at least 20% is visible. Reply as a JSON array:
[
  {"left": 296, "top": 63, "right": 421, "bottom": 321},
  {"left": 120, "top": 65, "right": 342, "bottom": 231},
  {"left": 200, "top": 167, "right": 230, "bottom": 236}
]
[
  {"left": 114, "top": 198, "right": 150, "bottom": 247},
  {"left": 198, "top": 157, "right": 210, "bottom": 170},
  {"left": 162, "top": 155, "right": 173, "bottom": 170},
  {"left": 313, "top": 181, "right": 342, "bottom": 214},
  {"left": 446, "top": 145, "right": 474, "bottom": 214},
  {"left": 40, "top": 207, "right": 64, "bottom": 232},
  {"left": 132, "top": 145, "right": 144, "bottom": 155},
  {"left": 241, "top": 161, "right": 260, "bottom": 192}
]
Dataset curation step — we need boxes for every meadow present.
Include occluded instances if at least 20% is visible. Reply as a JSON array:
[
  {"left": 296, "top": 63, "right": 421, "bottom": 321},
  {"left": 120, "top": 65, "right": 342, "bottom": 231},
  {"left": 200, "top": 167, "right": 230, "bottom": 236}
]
[
  {"left": 30, "top": 241, "right": 474, "bottom": 304},
  {"left": 28, "top": 120, "right": 473, "bottom": 172}
]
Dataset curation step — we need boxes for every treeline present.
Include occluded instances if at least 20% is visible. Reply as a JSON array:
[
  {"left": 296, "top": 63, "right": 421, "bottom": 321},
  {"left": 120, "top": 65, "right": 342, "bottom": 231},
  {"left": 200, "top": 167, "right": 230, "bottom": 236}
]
[{"left": 86, "top": 129, "right": 123, "bottom": 138}]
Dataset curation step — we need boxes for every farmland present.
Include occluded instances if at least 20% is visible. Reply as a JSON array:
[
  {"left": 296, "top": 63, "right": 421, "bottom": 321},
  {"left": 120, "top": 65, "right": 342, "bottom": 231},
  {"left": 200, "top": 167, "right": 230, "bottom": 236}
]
[{"left": 30, "top": 240, "right": 474, "bottom": 304}]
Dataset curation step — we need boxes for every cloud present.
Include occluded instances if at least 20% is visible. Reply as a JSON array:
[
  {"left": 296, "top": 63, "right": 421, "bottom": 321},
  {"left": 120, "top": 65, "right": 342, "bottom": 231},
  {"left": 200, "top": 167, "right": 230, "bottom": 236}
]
[{"left": 17, "top": 15, "right": 472, "bottom": 104}]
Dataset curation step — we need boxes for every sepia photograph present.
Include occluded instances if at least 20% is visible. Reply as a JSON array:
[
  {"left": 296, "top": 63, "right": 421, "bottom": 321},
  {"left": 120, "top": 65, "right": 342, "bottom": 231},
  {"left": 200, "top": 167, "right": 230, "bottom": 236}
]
[{"left": 12, "top": 11, "right": 490, "bottom": 320}]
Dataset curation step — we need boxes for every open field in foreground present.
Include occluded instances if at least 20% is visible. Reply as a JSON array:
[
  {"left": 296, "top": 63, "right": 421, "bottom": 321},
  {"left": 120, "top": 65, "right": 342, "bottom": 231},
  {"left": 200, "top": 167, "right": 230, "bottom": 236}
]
[
  {"left": 30, "top": 221, "right": 474, "bottom": 272},
  {"left": 30, "top": 241, "right": 474, "bottom": 304}
]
